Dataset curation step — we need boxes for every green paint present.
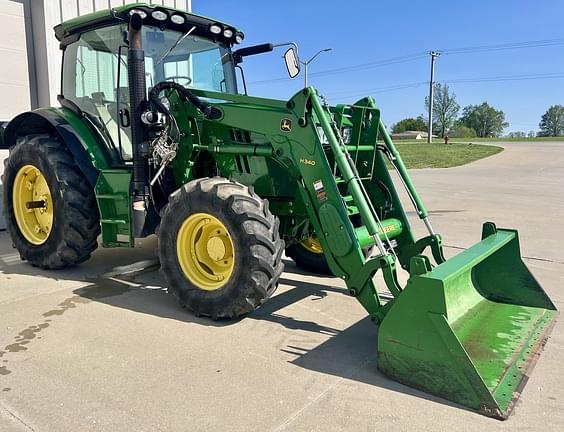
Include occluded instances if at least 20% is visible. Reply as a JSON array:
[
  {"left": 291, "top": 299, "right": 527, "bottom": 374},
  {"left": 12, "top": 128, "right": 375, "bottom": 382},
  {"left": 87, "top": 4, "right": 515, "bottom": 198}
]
[
  {"left": 47, "top": 107, "right": 113, "bottom": 170},
  {"left": 379, "top": 223, "right": 557, "bottom": 418},
  {"left": 9, "top": 11, "right": 555, "bottom": 420},
  {"left": 95, "top": 170, "right": 133, "bottom": 247}
]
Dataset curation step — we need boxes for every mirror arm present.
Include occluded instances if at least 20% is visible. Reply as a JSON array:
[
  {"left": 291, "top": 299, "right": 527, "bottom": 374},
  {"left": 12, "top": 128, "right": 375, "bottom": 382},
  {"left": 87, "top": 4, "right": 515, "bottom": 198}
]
[
  {"left": 273, "top": 42, "right": 300, "bottom": 63},
  {"left": 233, "top": 43, "right": 274, "bottom": 65}
]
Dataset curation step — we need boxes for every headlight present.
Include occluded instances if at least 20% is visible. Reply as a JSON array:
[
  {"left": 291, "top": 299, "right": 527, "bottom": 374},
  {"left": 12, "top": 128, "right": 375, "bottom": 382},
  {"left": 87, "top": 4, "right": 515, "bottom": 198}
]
[
  {"left": 151, "top": 10, "right": 168, "bottom": 21},
  {"left": 129, "top": 9, "right": 147, "bottom": 19},
  {"left": 170, "top": 14, "right": 185, "bottom": 25},
  {"left": 209, "top": 24, "right": 222, "bottom": 34},
  {"left": 235, "top": 33, "right": 244, "bottom": 44},
  {"left": 223, "top": 28, "right": 234, "bottom": 38}
]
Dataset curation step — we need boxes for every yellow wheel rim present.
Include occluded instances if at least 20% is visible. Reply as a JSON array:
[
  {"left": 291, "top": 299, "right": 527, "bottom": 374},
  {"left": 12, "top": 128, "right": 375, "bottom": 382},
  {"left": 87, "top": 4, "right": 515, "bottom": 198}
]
[
  {"left": 301, "top": 235, "right": 323, "bottom": 254},
  {"left": 176, "top": 213, "right": 235, "bottom": 291},
  {"left": 12, "top": 164, "right": 54, "bottom": 245}
]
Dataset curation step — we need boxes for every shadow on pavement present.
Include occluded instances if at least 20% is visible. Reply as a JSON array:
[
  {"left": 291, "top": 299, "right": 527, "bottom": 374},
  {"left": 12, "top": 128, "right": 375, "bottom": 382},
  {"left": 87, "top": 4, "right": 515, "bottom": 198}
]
[
  {"left": 0, "top": 236, "right": 466, "bottom": 413},
  {"left": 273, "top": 274, "right": 470, "bottom": 414}
]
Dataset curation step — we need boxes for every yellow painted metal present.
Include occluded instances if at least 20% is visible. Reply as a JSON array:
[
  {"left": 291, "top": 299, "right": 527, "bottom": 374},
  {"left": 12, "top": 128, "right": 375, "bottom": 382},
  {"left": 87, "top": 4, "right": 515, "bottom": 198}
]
[
  {"left": 176, "top": 213, "right": 235, "bottom": 290},
  {"left": 12, "top": 165, "right": 54, "bottom": 245},
  {"left": 301, "top": 236, "right": 323, "bottom": 254}
]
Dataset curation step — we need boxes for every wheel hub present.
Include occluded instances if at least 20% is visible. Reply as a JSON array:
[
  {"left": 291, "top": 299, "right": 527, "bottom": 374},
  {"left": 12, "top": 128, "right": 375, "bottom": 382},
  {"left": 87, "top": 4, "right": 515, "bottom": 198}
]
[
  {"left": 301, "top": 235, "right": 323, "bottom": 254},
  {"left": 176, "top": 213, "right": 235, "bottom": 291},
  {"left": 12, "top": 165, "right": 53, "bottom": 245}
]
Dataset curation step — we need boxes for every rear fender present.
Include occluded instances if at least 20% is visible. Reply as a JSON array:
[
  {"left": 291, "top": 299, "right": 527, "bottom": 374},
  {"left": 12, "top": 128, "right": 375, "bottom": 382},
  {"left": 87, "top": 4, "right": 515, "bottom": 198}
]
[{"left": 2, "top": 108, "right": 111, "bottom": 186}]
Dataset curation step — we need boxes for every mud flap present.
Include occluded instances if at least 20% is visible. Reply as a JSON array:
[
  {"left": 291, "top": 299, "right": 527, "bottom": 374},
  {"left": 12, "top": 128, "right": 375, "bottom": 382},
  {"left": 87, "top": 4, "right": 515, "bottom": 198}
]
[{"left": 377, "top": 222, "right": 557, "bottom": 419}]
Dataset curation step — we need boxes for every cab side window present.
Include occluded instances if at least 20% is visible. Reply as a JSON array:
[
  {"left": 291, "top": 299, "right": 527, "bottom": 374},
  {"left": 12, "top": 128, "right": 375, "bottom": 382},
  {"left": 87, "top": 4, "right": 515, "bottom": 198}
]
[{"left": 62, "top": 25, "right": 132, "bottom": 161}]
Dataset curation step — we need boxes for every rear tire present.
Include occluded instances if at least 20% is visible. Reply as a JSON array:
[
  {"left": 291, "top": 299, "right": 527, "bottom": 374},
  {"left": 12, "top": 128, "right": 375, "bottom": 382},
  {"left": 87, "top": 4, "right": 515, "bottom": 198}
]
[
  {"left": 158, "top": 177, "right": 284, "bottom": 319},
  {"left": 286, "top": 237, "right": 331, "bottom": 275},
  {"left": 2, "top": 134, "right": 100, "bottom": 269}
]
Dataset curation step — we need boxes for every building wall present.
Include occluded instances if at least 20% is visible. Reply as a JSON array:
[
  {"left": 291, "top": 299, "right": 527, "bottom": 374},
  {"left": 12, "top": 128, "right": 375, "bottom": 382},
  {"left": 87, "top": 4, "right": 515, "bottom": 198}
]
[{"left": 0, "top": 0, "right": 31, "bottom": 120}]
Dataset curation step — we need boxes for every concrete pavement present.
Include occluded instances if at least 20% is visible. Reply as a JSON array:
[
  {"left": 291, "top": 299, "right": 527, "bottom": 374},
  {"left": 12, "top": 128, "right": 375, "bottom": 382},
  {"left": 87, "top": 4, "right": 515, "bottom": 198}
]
[{"left": 0, "top": 141, "right": 562, "bottom": 431}]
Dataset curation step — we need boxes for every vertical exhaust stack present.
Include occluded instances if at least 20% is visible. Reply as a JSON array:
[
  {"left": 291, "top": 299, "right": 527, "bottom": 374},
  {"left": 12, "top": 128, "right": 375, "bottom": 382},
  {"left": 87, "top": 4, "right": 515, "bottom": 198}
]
[{"left": 128, "top": 12, "right": 149, "bottom": 237}]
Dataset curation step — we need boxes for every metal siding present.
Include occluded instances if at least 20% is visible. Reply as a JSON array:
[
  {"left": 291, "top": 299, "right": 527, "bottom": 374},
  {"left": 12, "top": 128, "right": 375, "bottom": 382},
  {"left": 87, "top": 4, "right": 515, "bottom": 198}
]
[
  {"left": 0, "top": 0, "right": 31, "bottom": 121},
  {"left": 79, "top": 1, "right": 95, "bottom": 14},
  {"left": 60, "top": 0, "right": 78, "bottom": 21},
  {"left": 93, "top": 0, "right": 110, "bottom": 11},
  {"left": 0, "top": 0, "right": 32, "bottom": 229}
]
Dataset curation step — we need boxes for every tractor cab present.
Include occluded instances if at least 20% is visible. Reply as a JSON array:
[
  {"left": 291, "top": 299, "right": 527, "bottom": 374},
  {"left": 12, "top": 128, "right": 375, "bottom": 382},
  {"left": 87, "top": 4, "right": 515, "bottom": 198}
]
[{"left": 56, "top": 4, "right": 243, "bottom": 164}]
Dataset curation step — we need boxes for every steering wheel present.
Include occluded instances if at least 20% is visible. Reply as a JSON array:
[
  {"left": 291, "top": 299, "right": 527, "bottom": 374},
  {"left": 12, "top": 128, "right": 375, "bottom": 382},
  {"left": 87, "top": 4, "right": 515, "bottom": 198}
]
[{"left": 167, "top": 76, "right": 192, "bottom": 86}]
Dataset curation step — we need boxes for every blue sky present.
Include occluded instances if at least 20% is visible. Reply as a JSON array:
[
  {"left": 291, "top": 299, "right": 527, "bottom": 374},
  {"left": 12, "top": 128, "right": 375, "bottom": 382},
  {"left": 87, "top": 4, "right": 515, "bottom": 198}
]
[{"left": 196, "top": 0, "right": 564, "bottom": 133}]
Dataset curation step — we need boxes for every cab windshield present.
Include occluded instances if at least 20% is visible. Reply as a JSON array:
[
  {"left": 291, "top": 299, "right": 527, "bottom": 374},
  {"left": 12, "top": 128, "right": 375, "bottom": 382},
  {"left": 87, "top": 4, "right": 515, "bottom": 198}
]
[{"left": 144, "top": 26, "right": 237, "bottom": 94}]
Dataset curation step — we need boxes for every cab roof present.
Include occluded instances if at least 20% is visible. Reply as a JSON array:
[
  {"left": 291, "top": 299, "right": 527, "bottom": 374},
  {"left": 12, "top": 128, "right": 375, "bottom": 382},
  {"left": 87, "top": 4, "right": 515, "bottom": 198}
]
[{"left": 54, "top": 2, "right": 243, "bottom": 48}]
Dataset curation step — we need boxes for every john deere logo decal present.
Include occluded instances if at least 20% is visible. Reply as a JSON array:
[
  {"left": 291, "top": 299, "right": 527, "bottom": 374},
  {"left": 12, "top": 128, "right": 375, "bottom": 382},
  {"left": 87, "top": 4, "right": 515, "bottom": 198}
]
[{"left": 280, "top": 118, "right": 292, "bottom": 132}]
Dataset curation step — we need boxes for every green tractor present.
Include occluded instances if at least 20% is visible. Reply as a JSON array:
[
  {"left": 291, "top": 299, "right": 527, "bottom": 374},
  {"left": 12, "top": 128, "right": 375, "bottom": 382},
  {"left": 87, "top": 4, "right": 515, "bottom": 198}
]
[{"left": 1, "top": 3, "right": 556, "bottom": 418}]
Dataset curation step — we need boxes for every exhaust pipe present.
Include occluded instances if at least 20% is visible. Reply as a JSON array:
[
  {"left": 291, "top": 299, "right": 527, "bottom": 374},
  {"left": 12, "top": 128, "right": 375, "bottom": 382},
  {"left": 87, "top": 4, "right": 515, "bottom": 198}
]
[{"left": 128, "top": 12, "right": 149, "bottom": 237}]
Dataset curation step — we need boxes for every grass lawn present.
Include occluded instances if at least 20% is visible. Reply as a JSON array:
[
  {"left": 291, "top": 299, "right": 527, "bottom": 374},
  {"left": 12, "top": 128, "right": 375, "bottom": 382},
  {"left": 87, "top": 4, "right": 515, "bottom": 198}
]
[{"left": 392, "top": 142, "right": 503, "bottom": 169}]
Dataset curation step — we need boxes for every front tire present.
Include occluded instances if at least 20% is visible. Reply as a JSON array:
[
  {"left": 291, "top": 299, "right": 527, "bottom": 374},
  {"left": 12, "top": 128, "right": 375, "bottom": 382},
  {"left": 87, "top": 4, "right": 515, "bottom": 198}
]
[
  {"left": 158, "top": 177, "right": 284, "bottom": 319},
  {"left": 3, "top": 134, "right": 100, "bottom": 269}
]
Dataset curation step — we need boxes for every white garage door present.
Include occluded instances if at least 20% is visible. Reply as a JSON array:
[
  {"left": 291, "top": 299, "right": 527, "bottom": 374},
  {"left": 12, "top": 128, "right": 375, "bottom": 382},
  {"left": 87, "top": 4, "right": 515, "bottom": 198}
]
[{"left": 0, "top": 0, "right": 31, "bottom": 122}]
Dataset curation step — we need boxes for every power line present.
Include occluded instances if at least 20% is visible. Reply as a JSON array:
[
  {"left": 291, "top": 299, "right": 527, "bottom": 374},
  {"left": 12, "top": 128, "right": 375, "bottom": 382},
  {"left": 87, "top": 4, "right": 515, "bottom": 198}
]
[
  {"left": 249, "top": 38, "right": 564, "bottom": 86},
  {"left": 307, "top": 52, "right": 428, "bottom": 78},
  {"left": 324, "top": 71, "right": 564, "bottom": 99},
  {"left": 445, "top": 71, "right": 564, "bottom": 83},
  {"left": 440, "top": 38, "right": 564, "bottom": 55},
  {"left": 248, "top": 52, "right": 428, "bottom": 85},
  {"left": 325, "top": 81, "right": 428, "bottom": 97}
]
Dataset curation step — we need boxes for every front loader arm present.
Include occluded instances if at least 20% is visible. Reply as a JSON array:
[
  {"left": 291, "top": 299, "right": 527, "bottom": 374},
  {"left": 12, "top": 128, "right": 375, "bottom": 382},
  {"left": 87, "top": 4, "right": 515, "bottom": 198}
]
[{"left": 186, "top": 88, "right": 421, "bottom": 319}]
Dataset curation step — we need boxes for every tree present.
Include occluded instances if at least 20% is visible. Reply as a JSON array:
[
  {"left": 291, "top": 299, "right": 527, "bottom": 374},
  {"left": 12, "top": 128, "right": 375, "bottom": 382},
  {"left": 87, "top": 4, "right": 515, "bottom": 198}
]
[
  {"left": 538, "top": 105, "right": 564, "bottom": 137},
  {"left": 424, "top": 83, "right": 460, "bottom": 137},
  {"left": 528, "top": 130, "right": 537, "bottom": 138},
  {"left": 507, "top": 131, "right": 526, "bottom": 138},
  {"left": 449, "top": 125, "right": 476, "bottom": 138},
  {"left": 392, "top": 116, "right": 427, "bottom": 133},
  {"left": 459, "top": 102, "right": 508, "bottom": 137}
]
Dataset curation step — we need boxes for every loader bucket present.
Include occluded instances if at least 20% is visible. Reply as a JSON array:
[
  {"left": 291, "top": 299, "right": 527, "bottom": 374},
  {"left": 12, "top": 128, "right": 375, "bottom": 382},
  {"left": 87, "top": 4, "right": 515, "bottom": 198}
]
[{"left": 378, "top": 222, "right": 557, "bottom": 419}]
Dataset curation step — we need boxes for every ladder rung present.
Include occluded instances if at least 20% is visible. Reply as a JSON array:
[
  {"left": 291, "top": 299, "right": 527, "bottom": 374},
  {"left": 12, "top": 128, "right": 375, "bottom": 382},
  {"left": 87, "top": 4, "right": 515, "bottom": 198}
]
[
  {"left": 96, "top": 193, "right": 128, "bottom": 200},
  {"left": 347, "top": 206, "right": 359, "bottom": 216},
  {"left": 345, "top": 145, "right": 375, "bottom": 152},
  {"left": 100, "top": 219, "right": 128, "bottom": 225}
]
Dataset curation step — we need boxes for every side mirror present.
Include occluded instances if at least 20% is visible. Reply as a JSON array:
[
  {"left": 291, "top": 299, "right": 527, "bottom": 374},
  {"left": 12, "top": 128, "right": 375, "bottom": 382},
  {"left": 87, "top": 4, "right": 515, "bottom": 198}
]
[{"left": 284, "top": 48, "right": 300, "bottom": 78}]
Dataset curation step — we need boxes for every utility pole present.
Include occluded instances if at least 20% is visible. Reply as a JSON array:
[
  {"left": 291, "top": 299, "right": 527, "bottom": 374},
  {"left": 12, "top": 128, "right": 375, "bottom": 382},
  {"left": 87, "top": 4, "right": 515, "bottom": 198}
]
[{"left": 427, "top": 51, "right": 440, "bottom": 143}]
